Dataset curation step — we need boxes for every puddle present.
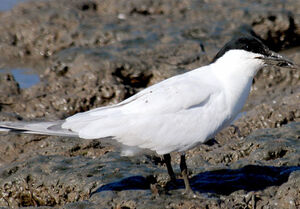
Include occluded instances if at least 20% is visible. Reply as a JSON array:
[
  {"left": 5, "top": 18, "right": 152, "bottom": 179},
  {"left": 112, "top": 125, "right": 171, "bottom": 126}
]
[
  {"left": 0, "top": 0, "right": 29, "bottom": 11},
  {"left": 0, "top": 68, "right": 40, "bottom": 88}
]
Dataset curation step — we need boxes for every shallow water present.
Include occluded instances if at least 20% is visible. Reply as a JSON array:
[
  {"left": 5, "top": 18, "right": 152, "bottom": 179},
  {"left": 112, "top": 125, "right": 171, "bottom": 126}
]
[
  {"left": 0, "top": 68, "right": 40, "bottom": 88},
  {"left": 0, "top": 0, "right": 28, "bottom": 11}
]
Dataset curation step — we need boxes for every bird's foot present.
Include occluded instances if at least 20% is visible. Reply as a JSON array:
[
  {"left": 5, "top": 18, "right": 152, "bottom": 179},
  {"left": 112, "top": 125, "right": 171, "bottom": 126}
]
[
  {"left": 182, "top": 188, "right": 198, "bottom": 198},
  {"left": 150, "top": 183, "right": 163, "bottom": 196}
]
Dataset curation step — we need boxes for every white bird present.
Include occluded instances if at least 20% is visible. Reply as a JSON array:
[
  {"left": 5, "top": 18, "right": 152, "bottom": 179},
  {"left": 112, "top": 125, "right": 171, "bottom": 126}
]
[{"left": 0, "top": 36, "right": 295, "bottom": 195}]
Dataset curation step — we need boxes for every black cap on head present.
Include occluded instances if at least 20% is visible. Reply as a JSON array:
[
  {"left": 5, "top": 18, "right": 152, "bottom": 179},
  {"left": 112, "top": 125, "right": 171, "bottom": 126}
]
[{"left": 211, "top": 36, "right": 271, "bottom": 63}]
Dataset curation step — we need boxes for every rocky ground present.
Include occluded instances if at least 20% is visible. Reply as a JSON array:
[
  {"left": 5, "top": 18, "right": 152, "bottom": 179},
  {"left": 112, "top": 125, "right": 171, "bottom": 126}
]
[{"left": 0, "top": 0, "right": 299, "bottom": 208}]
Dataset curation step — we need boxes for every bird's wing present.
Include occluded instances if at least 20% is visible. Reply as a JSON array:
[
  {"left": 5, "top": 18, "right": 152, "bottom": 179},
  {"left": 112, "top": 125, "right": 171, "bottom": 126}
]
[
  {"left": 62, "top": 67, "right": 222, "bottom": 140},
  {"left": 63, "top": 69, "right": 215, "bottom": 125}
]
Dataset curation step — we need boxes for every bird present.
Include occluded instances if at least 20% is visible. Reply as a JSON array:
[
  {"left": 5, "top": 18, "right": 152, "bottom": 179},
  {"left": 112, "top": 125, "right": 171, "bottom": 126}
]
[{"left": 0, "top": 35, "right": 296, "bottom": 195}]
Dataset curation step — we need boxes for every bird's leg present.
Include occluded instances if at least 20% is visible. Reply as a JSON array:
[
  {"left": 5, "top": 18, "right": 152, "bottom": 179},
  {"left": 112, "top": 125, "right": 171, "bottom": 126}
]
[
  {"left": 180, "top": 154, "right": 194, "bottom": 195},
  {"left": 163, "top": 154, "right": 176, "bottom": 182}
]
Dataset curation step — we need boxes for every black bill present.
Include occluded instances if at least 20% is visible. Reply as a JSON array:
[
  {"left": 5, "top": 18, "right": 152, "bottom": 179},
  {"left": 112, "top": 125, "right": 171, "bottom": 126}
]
[{"left": 256, "top": 51, "right": 296, "bottom": 69}]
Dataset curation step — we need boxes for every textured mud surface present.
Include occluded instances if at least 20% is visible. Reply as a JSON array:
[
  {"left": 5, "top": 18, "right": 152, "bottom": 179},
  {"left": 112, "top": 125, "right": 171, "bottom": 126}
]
[{"left": 0, "top": 0, "right": 299, "bottom": 208}]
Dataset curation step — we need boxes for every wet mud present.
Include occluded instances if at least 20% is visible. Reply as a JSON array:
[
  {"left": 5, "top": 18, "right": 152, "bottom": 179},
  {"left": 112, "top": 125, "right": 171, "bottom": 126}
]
[{"left": 0, "top": 0, "right": 299, "bottom": 208}]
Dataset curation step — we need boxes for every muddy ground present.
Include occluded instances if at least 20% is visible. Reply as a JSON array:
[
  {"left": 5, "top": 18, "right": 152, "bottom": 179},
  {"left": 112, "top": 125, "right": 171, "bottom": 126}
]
[{"left": 0, "top": 0, "right": 299, "bottom": 208}]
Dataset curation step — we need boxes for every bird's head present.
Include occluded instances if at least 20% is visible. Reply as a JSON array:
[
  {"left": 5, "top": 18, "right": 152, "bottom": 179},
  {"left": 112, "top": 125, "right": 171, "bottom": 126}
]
[{"left": 212, "top": 36, "right": 296, "bottom": 77}]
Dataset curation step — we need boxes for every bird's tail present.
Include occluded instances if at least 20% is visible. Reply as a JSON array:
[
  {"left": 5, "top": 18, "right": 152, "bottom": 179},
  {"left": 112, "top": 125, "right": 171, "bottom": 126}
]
[{"left": 0, "top": 120, "right": 78, "bottom": 137}]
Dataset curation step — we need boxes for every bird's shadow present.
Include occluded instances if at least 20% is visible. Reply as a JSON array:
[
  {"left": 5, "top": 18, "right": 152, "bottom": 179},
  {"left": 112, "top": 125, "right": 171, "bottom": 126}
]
[{"left": 91, "top": 165, "right": 300, "bottom": 196}]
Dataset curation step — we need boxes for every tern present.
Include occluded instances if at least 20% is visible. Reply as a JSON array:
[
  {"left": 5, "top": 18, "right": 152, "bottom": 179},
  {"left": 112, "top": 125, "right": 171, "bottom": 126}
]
[{"left": 0, "top": 36, "right": 295, "bottom": 195}]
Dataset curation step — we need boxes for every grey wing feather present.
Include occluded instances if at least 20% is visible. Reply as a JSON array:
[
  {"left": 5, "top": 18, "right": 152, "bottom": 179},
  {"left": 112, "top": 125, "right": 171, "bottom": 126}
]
[{"left": 0, "top": 120, "right": 78, "bottom": 137}]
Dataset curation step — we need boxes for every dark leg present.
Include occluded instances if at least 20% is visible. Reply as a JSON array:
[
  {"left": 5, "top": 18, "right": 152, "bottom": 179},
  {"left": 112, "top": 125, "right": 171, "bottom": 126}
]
[
  {"left": 163, "top": 154, "right": 176, "bottom": 182},
  {"left": 180, "top": 154, "right": 193, "bottom": 194}
]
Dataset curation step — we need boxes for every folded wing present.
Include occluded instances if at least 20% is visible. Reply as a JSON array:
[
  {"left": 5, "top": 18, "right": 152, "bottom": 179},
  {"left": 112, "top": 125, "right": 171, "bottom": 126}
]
[{"left": 62, "top": 67, "right": 224, "bottom": 154}]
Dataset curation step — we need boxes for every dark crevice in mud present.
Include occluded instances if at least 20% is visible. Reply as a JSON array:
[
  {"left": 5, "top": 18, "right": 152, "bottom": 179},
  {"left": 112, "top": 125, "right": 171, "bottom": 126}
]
[
  {"left": 265, "top": 149, "right": 288, "bottom": 161},
  {"left": 130, "top": 7, "right": 165, "bottom": 16},
  {"left": 146, "top": 155, "right": 165, "bottom": 166},
  {"left": 252, "top": 13, "right": 300, "bottom": 51},
  {"left": 78, "top": 2, "right": 98, "bottom": 12},
  {"left": 130, "top": 8, "right": 152, "bottom": 16},
  {"left": 203, "top": 138, "right": 219, "bottom": 146},
  {"left": 112, "top": 65, "right": 153, "bottom": 88}
]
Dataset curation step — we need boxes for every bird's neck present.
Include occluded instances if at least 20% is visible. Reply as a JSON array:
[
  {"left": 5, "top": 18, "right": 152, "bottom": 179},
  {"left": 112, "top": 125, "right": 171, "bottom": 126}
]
[
  {"left": 210, "top": 51, "right": 264, "bottom": 91},
  {"left": 210, "top": 60, "right": 262, "bottom": 115}
]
